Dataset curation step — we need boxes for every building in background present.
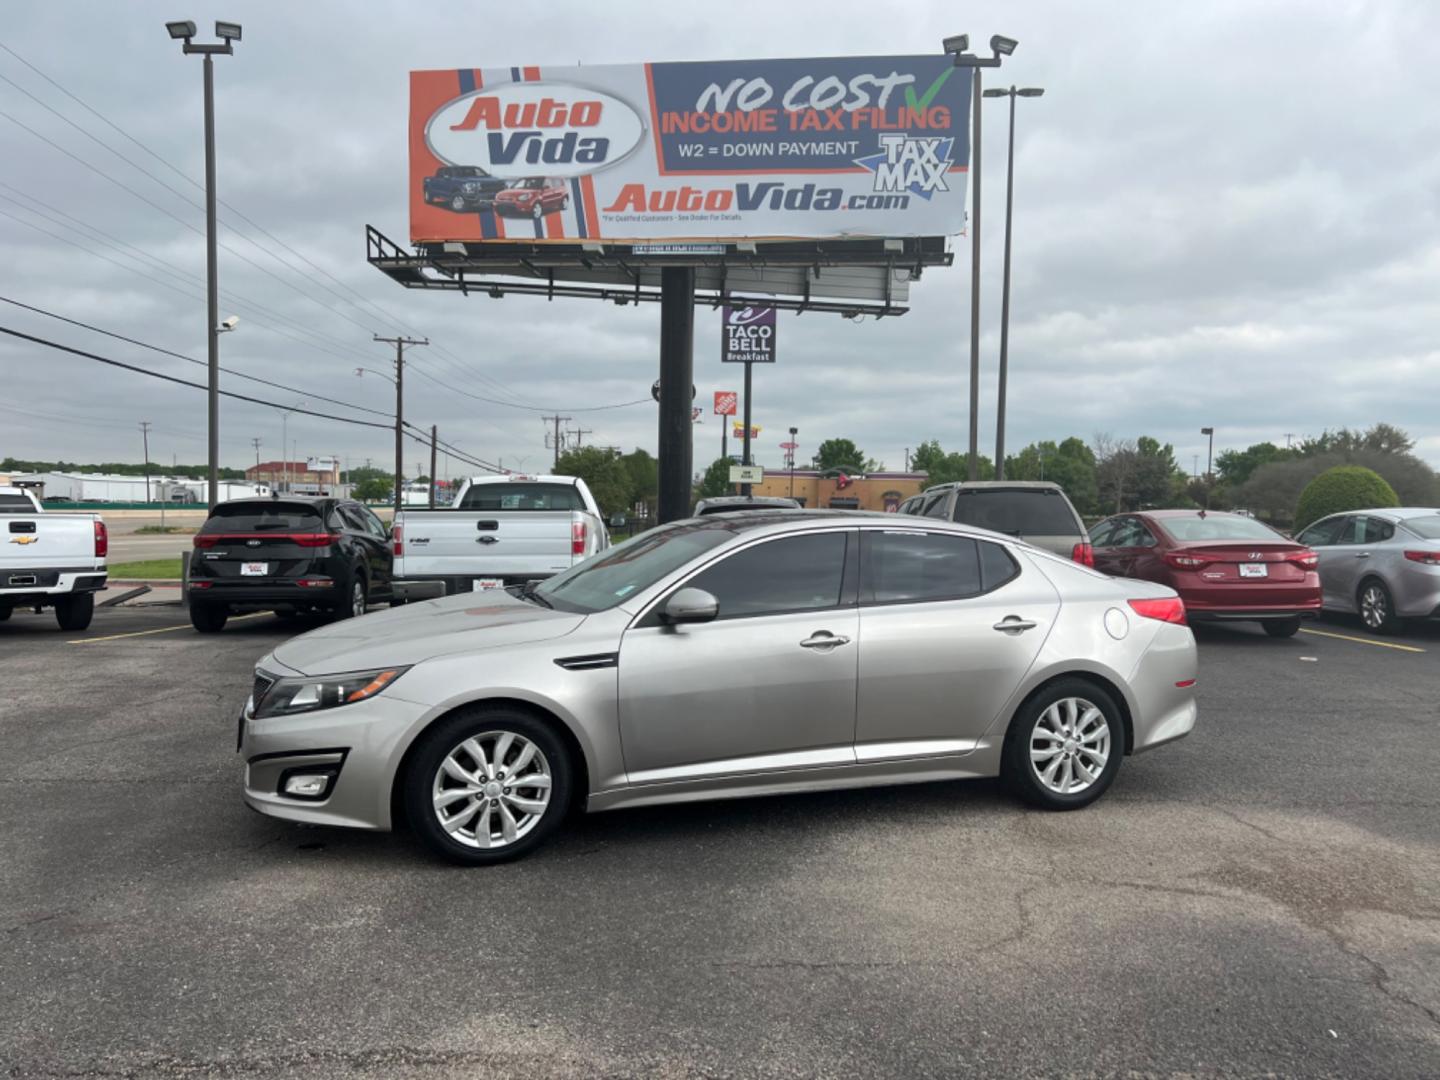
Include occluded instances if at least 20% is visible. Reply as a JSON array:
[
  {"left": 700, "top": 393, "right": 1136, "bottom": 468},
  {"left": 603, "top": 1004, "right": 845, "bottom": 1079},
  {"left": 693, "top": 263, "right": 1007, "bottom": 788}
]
[
  {"left": 246, "top": 459, "right": 340, "bottom": 495},
  {"left": 10, "top": 471, "right": 160, "bottom": 502},
  {"left": 751, "top": 470, "right": 927, "bottom": 512}
]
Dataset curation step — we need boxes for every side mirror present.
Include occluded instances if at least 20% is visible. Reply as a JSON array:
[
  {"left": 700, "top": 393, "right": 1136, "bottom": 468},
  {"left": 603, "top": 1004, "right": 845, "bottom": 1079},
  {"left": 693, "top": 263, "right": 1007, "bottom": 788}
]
[{"left": 660, "top": 587, "right": 719, "bottom": 625}]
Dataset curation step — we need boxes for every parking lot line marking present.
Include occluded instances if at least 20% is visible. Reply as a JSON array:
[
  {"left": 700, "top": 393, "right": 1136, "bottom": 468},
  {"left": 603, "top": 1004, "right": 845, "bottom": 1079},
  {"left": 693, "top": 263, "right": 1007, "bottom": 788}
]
[
  {"left": 1299, "top": 627, "right": 1425, "bottom": 653},
  {"left": 69, "top": 612, "right": 272, "bottom": 645}
]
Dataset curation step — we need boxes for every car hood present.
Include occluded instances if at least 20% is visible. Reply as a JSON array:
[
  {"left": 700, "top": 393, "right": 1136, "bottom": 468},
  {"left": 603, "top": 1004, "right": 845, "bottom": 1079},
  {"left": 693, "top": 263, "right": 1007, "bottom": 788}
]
[{"left": 271, "top": 590, "right": 585, "bottom": 675}]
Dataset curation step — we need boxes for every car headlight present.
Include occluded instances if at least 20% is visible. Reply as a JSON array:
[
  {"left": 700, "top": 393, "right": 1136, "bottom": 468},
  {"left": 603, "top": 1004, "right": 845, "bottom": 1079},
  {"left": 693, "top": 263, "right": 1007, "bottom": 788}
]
[
  {"left": 254, "top": 667, "right": 409, "bottom": 719},
  {"left": 462, "top": 182, "right": 478, "bottom": 193}
]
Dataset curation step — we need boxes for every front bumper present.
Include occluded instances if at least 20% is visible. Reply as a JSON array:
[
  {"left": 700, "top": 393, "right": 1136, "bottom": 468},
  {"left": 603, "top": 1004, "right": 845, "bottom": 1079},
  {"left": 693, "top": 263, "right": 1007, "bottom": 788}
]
[{"left": 239, "top": 673, "right": 429, "bottom": 831}]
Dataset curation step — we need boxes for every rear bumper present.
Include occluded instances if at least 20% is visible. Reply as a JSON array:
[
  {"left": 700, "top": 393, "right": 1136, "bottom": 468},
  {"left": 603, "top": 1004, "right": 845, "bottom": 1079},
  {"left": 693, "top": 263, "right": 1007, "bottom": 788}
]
[
  {"left": 190, "top": 580, "right": 341, "bottom": 610},
  {"left": 0, "top": 567, "right": 106, "bottom": 604},
  {"left": 394, "top": 573, "right": 554, "bottom": 599},
  {"left": 1185, "top": 607, "right": 1320, "bottom": 622}
]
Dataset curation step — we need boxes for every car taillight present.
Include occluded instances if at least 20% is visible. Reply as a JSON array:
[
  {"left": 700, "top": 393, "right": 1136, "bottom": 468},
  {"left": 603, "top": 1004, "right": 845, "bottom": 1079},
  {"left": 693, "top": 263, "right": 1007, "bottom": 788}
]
[
  {"left": 292, "top": 533, "right": 339, "bottom": 547},
  {"left": 193, "top": 534, "right": 218, "bottom": 549},
  {"left": 1404, "top": 549, "right": 1440, "bottom": 565},
  {"left": 1164, "top": 551, "right": 1211, "bottom": 569},
  {"left": 392, "top": 524, "right": 403, "bottom": 557},
  {"left": 1070, "top": 541, "right": 1094, "bottom": 567},
  {"left": 93, "top": 520, "right": 108, "bottom": 558},
  {"left": 572, "top": 520, "right": 587, "bottom": 556},
  {"left": 1128, "top": 597, "right": 1187, "bottom": 625},
  {"left": 1290, "top": 549, "right": 1319, "bottom": 569}
]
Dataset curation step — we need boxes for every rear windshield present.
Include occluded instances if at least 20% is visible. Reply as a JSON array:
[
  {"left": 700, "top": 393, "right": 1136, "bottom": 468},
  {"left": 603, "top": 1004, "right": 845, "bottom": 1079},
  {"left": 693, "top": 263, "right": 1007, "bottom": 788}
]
[
  {"left": 202, "top": 502, "right": 323, "bottom": 532},
  {"left": 458, "top": 483, "right": 582, "bottom": 511},
  {"left": 0, "top": 493, "right": 36, "bottom": 512},
  {"left": 1158, "top": 515, "right": 1284, "bottom": 542},
  {"left": 1401, "top": 515, "right": 1440, "bottom": 540},
  {"left": 950, "top": 490, "right": 1079, "bottom": 536}
]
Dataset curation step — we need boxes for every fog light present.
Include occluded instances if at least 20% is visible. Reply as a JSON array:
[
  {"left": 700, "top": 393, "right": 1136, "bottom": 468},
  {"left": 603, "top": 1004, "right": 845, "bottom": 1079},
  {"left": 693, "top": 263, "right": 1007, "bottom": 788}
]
[{"left": 281, "top": 771, "right": 335, "bottom": 799}]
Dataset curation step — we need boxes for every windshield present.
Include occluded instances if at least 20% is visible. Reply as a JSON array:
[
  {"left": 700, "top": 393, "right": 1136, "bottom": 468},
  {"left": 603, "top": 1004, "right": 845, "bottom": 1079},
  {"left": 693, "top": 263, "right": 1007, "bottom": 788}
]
[
  {"left": 202, "top": 502, "right": 322, "bottom": 532},
  {"left": 1401, "top": 515, "right": 1440, "bottom": 540},
  {"left": 0, "top": 493, "right": 37, "bottom": 512},
  {"left": 535, "top": 522, "right": 734, "bottom": 613},
  {"left": 950, "top": 490, "right": 1079, "bottom": 536},
  {"left": 1158, "top": 515, "right": 1285, "bottom": 542},
  {"left": 458, "top": 483, "right": 582, "bottom": 511}
]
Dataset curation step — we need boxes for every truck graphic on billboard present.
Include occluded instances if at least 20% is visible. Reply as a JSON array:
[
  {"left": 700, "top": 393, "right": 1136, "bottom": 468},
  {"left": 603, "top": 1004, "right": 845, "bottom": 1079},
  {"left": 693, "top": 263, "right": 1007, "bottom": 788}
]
[{"left": 410, "top": 56, "right": 970, "bottom": 244}]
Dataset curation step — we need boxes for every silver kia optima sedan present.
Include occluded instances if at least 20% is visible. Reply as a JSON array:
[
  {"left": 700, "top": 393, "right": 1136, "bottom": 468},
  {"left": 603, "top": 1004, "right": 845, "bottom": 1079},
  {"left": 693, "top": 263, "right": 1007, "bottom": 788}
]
[
  {"left": 239, "top": 512, "right": 1198, "bottom": 864},
  {"left": 1294, "top": 507, "right": 1440, "bottom": 632}
]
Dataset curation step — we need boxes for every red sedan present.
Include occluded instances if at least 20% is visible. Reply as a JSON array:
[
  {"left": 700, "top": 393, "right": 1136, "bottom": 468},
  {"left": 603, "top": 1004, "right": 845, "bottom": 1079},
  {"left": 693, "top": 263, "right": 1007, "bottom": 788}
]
[{"left": 1089, "top": 510, "right": 1321, "bottom": 637}]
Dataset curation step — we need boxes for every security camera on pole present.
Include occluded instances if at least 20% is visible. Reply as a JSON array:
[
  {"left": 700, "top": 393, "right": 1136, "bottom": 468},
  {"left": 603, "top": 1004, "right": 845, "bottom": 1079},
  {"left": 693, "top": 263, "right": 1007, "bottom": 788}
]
[{"left": 721, "top": 304, "right": 776, "bottom": 496}]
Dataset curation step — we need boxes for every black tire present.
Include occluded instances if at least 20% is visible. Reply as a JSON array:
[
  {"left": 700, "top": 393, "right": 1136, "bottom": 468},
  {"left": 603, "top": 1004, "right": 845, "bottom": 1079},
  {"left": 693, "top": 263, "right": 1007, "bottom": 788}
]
[
  {"left": 1357, "top": 577, "right": 1402, "bottom": 634},
  {"left": 53, "top": 592, "right": 95, "bottom": 632},
  {"left": 1002, "top": 677, "right": 1124, "bottom": 811},
  {"left": 189, "top": 602, "right": 228, "bottom": 633},
  {"left": 402, "top": 707, "right": 572, "bottom": 866},
  {"left": 1263, "top": 616, "right": 1302, "bottom": 638},
  {"left": 0, "top": 606, "right": 11, "bottom": 621},
  {"left": 333, "top": 569, "right": 367, "bottom": 621}
]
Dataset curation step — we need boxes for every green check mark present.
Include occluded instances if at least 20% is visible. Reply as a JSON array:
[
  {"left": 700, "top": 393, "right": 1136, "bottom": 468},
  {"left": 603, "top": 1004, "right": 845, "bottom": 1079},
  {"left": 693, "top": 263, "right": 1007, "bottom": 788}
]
[{"left": 904, "top": 68, "right": 954, "bottom": 112}]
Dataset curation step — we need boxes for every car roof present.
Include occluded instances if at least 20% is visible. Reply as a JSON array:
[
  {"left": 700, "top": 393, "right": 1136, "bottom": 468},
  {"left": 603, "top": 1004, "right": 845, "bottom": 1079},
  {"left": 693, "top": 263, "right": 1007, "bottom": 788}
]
[
  {"left": 214, "top": 495, "right": 330, "bottom": 508},
  {"left": 1139, "top": 509, "right": 1249, "bottom": 518},
  {"left": 1309, "top": 506, "right": 1440, "bottom": 522},
  {"left": 697, "top": 496, "right": 800, "bottom": 507},
  {"left": 924, "top": 480, "right": 1065, "bottom": 493},
  {"left": 670, "top": 508, "right": 1036, "bottom": 549}
]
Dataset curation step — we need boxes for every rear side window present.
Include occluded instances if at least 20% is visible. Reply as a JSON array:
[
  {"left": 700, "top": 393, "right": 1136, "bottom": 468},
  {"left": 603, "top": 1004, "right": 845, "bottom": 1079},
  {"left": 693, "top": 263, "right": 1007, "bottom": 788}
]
[
  {"left": 864, "top": 531, "right": 981, "bottom": 604},
  {"left": 921, "top": 493, "right": 948, "bottom": 518},
  {"left": 685, "top": 532, "right": 849, "bottom": 619},
  {"left": 950, "top": 490, "right": 1079, "bottom": 536},
  {"left": 979, "top": 541, "right": 1020, "bottom": 590},
  {"left": 203, "top": 502, "right": 322, "bottom": 532},
  {"left": 458, "top": 483, "right": 583, "bottom": 511},
  {"left": 1089, "top": 520, "right": 1118, "bottom": 547}
]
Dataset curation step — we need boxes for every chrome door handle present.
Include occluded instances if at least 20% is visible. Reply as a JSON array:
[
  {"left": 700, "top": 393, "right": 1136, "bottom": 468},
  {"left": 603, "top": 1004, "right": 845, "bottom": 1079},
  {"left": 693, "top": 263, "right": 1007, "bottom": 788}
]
[
  {"left": 993, "top": 617, "right": 1039, "bottom": 634},
  {"left": 1355, "top": 552, "right": 1370, "bottom": 559},
  {"left": 799, "top": 632, "right": 850, "bottom": 650}
]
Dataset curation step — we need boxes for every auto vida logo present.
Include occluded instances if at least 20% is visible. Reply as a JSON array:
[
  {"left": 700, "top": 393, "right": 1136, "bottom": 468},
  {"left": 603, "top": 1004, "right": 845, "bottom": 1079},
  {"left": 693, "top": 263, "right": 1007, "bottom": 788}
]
[
  {"left": 425, "top": 82, "right": 646, "bottom": 179},
  {"left": 9, "top": 536, "right": 37, "bottom": 545}
]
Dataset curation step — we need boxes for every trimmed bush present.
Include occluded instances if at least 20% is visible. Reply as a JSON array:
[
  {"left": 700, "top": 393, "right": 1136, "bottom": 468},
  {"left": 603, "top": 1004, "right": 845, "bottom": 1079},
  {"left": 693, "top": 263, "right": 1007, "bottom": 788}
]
[{"left": 1294, "top": 465, "right": 1399, "bottom": 530}]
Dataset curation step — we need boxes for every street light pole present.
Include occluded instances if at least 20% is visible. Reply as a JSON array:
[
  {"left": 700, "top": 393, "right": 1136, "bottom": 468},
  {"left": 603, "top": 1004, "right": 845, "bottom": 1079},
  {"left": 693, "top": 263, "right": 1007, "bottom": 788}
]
[
  {"left": 166, "top": 20, "right": 239, "bottom": 509},
  {"left": 945, "top": 34, "right": 1016, "bottom": 482},
  {"left": 983, "top": 85, "right": 1044, "bottom": 482},
  {"left": 1200, "top": 426, "right": 1215, "bottom": 508}
]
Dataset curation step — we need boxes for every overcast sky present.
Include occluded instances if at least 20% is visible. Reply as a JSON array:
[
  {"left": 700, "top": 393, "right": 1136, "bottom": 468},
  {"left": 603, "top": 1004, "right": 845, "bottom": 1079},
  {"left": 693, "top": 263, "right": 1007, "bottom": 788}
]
[{"left": 2, "top": 1, "right": 1438, "bottom": 481}]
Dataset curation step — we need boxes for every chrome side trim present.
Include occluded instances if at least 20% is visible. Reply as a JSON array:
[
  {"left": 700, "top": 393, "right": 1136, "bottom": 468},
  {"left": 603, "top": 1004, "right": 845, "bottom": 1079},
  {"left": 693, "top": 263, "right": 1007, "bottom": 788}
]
[
  {"left": 626, "top": 745, "right": 854, "bottom": 786},
  {"left": 854, "top": 738, "right": 979, "bottom": 762}
]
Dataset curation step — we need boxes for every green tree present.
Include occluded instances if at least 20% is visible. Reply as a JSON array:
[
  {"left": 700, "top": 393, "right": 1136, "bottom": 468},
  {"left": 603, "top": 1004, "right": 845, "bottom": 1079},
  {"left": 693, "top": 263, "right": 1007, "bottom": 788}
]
[
  {"left": 1294, "top": 465, "right": 1400, "bottom": 530},
  {"left": 554, "top": 446, "right": 631, "bottom": 517},
  {"left": 1006, "top": 437, "right": 1098, "bottom": 516},
  {"left": 696, "top": 457, "right": 734, "bottom": 500},
  {"left": 618, "top": 448, "right": 659, "bottom": 517},
  {"left": 1215, "top": 442, "right": 1295, "bottom": 488},
  {"left": 1298, "top": 423, "right": 1416, "bottom": 458},
  {"left": 812, "top": 438, "right": 872, "bottom": 472},
  {"left": 910, "top": 439, "right": 992, "bottom": 485},
  {"left": 352, "top": 471, "right": 394, "bottom": 502}
]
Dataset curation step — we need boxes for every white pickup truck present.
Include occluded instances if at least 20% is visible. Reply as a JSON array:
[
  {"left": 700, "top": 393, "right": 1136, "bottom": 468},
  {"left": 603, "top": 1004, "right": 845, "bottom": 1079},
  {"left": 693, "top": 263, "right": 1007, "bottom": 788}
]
[
  {"left": 0, "top": 486, "right": 108, "bottom": 630},
  {"left": 391, "top": 474, "right": 610, "bottom": 600}
]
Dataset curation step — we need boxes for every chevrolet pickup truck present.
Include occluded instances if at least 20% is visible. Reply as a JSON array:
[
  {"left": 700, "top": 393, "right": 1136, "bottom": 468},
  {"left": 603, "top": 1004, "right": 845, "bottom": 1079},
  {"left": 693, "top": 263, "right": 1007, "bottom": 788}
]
[
  {"left": 0, "top": 486, "right": 108, "bottom": 630},
  {"left": 390, "top": 474, "right": 609, "bottom": 599},
  {"left": 422, "top": 165, "right": 508, "bottom": 213}
]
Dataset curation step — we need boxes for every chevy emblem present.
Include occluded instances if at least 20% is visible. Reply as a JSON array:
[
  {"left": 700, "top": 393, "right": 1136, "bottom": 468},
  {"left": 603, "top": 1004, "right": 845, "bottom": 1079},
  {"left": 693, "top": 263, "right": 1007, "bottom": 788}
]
[{"left": 9, "top": 536, "right": 38, "bottom": 545}]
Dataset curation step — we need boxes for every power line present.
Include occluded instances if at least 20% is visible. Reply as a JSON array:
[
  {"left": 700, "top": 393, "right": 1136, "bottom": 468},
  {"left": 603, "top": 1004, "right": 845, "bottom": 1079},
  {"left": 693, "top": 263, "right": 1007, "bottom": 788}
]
[
  {"left": 0, "top": 323, "right": 394, "bottom": 430},
  {"left": 406, "top": 361, "right": 652, "bottom": 413}
]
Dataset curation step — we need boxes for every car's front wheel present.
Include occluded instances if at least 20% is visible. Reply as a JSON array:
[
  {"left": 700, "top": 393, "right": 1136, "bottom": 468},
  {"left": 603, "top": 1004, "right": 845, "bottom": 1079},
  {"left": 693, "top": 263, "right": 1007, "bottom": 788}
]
[
  {"left": 1263, "top": 616, "right": 1303, "bottom": 638},
  {"left": 53, "top": 592, "right": 94, "bottom": 631},
  {"left": 189, "top": 602, "right": 228, "bottom": 633},
  {"left": 402, "top": 708, "right": 571, "bottom": 865},
  {"left": 450, "top": 195, "right": 466, "bottom": 211},
  {"left": 1003, "top": 679, "right": 1123, "bottom": 810}
]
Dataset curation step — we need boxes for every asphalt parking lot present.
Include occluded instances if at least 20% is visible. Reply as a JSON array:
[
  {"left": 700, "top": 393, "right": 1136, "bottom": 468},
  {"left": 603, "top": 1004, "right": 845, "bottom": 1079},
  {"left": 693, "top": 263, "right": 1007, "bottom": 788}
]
[{"left": 2, "top": 605, "right": 1438, "bottom": 1078}]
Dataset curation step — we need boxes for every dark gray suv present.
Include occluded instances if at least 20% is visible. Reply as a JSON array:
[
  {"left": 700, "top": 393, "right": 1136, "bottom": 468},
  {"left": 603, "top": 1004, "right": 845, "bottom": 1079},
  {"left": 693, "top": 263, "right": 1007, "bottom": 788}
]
[{"left": 908, "top": 481, "right": 1093, "bottom": 565}]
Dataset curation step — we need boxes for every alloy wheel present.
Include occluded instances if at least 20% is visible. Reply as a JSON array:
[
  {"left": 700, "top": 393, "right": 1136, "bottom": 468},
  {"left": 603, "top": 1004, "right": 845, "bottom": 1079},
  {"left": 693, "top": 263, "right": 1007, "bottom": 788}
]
[
  {"left": 351, "top": 579, "right": 366, "bottom": 618},
  {"left": 1029, "top": 697, "right": 1110, "bottom": 795},
  {"left": 431, "top": 731, "right": 553, "bottom": 849},
  {"left": 1360, "top": 584, "right": 1387, "bottom": 630}
]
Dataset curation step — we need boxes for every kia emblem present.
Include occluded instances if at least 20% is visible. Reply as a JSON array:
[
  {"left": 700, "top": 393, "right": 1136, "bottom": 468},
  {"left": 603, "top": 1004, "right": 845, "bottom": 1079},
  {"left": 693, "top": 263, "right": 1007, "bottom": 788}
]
[{"left": 247, "top": 539, "right": 262, "bottom": 547}]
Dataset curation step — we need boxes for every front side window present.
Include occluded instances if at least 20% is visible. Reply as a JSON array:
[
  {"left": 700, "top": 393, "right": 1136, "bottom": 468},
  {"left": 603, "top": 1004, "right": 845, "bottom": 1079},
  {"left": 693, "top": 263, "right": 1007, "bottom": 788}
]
[
  {"left": 683, "top": 532, "right": 849, "bottom": 620},
  {"left": 863, "top": 530, "right": 982, "bottom": 604}
]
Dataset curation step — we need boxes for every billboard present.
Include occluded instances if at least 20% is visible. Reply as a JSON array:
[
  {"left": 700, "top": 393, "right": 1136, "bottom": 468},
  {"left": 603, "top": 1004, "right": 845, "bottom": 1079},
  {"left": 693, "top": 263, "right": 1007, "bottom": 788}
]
[{"left": 410, "top": 56, "right": 970, "bottom": 244}]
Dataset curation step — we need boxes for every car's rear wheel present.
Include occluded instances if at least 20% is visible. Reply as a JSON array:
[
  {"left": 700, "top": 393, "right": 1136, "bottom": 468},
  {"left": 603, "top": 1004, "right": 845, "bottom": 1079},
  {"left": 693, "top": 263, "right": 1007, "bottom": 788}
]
[
  {"left": 402, "top": 708, "right": 571, "bottom": 865},
  {"left": 53, "top": 593, "right": 94, "bottom": 632},
  {"left": 1263, "top": 616, "right": 1302, "bottom": 638},
  {"left": 189, "top": 602, "right": 228, "bottom": 633},
  {"left": 1358, "top": 578, "right": 1401, "bottom": 634},
  {"left": 1003, "top": 679, "right": 1122, "bottom": 810},
  {"left": 531, "top": 202, "right": 543, "bottom": 219},
  {"left": 0, "top": 606, "right": 11, "bottom": 621},
  {"left": 450, "top": 195, "right": 466, "bottom": 211},
  {"left": 334, "top": 572, "right": 367, "bottom": 620}
]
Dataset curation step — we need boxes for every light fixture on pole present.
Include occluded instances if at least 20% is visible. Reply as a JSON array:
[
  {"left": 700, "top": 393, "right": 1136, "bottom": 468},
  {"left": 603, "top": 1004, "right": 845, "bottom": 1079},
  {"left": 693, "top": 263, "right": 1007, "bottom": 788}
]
[
  {"left": 982, "top": 84, "right": 1044, "bottom": 481},
  {"left": 165, "top": 20, "right": 240, "bottom": 509},
  {"left": 945, "top": 34, "right": 1017, "bottom": 482}
]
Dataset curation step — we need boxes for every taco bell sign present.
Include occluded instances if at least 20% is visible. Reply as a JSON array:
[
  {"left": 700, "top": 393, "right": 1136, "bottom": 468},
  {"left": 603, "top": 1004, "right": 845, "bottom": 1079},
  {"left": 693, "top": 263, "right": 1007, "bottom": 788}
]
[{"left": 722, "top": 304, "right": 777, "bottom": 364}]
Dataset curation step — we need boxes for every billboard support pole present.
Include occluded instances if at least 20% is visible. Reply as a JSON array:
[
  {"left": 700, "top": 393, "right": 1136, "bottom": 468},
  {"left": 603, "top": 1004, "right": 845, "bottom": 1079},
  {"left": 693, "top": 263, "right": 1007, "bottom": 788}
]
[
  {"left": 657, "top": 266, "right": 695, "bottom": 523},
  {"left": 721, "top": 419, "right": 727, "bottom": 468},
  {"left": 967, "top": 63, "right": 982, "bottom": 482},
  {"left": 428, "top": 424, "right": 437, "bottom": 509},
  {"left": 741, "top": 361, "right": 753, "bottom": 497}
]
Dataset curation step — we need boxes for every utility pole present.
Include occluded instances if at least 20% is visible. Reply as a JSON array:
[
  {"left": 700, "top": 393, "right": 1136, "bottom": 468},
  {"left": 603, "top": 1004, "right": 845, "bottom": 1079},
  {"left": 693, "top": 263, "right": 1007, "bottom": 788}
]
[
  {"left": 568, "top": 427, "right": 593, "bottom": 449},
  {"left": 251, "top": 437, "right": 261, "bottom": 473},
  {"left": 373, "top": 334, "right": 428, "bottom": 513},
  {"left": 1283, "top": 432, "right": 1295, "bottom": 449},
  {"left": 543, "top": 415, "right": 572, "bottom": 468},
  {"left": 428, "top": 425, "right": 438, "bottom": 509},
  {"left": 140, "top": 421, "right": 153, "bottom": 505}
]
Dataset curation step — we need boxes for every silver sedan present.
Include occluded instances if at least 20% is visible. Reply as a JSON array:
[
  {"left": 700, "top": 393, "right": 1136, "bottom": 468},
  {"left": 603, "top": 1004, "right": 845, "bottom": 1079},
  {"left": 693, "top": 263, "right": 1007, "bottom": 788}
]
[
  {"left": 240, "top": 512, "right": 1198, "bottom": 864},
  {"left": 1294, "top": 507, "right": 1440, "bottom": 632}
]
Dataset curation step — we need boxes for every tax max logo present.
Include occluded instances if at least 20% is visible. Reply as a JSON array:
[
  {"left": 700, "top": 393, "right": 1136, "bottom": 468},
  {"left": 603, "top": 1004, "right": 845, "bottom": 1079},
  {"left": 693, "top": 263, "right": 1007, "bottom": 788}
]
[{"left": 853, "top": 135, "right": 956, "bottom": 201}]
